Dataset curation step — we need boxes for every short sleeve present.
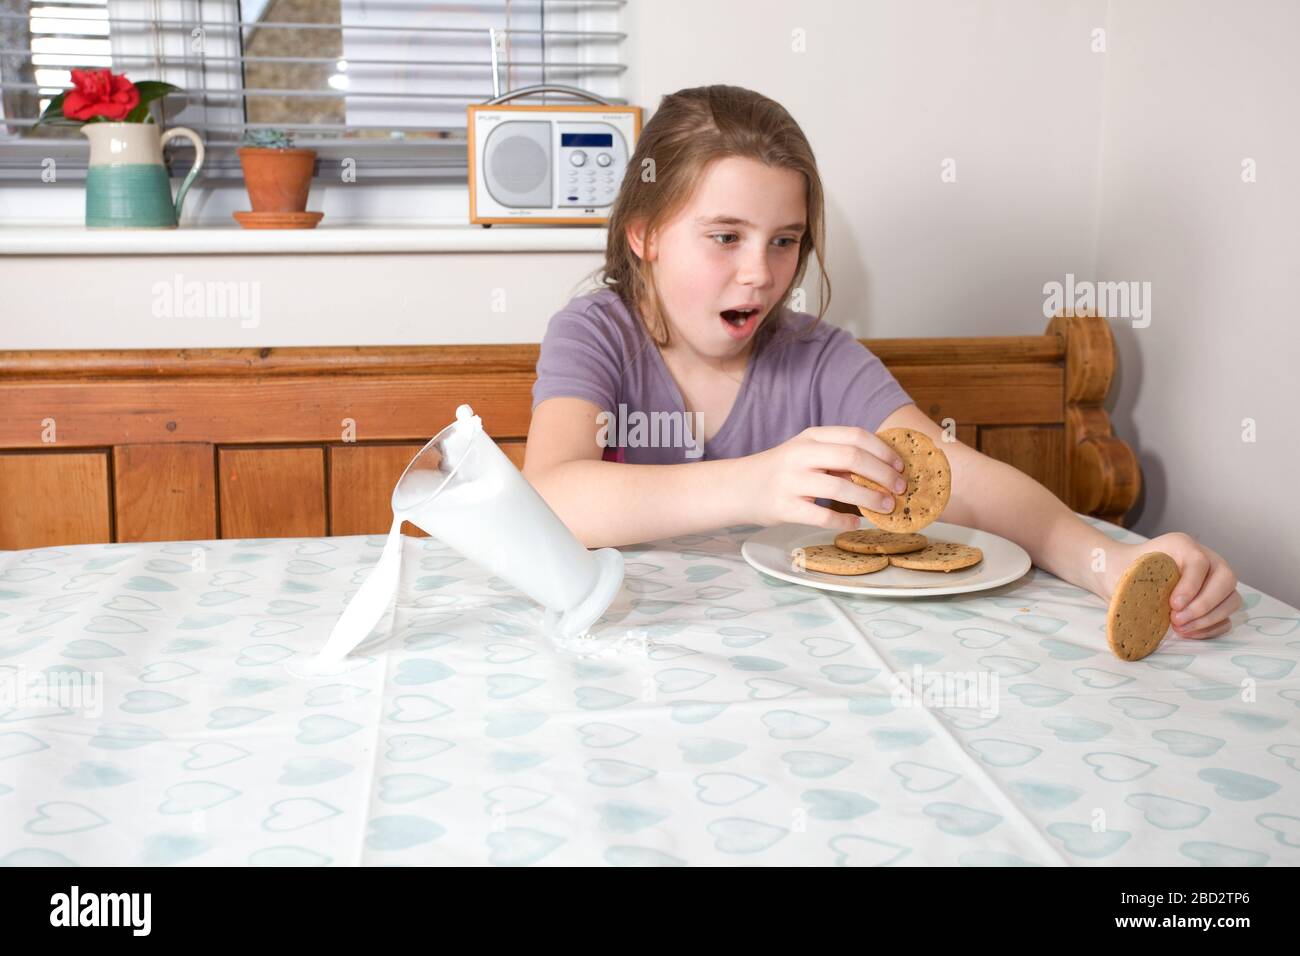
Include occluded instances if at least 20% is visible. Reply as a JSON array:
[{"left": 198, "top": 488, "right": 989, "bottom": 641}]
[
  {"left": 812, "top": 328, "right": 913, "bottom": 432},
  {"left": 531, "top": 303, "right": 623, "bottom": 414}
]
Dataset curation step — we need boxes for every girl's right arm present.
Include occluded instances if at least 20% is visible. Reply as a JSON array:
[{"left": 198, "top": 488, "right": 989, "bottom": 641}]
[{"left": 523, "top": 397, "right": 908, "bottom": 549}]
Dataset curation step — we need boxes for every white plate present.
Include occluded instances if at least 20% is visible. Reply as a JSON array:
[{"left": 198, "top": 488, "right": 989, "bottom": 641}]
[{"left": 740, "top": 521, "right": 1032, "bottom": 598}]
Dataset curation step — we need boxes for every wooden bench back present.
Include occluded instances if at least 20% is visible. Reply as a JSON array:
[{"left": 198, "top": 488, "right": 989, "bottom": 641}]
[{"left": 0, "top": 314, "right": 1137, "bottom": 548}]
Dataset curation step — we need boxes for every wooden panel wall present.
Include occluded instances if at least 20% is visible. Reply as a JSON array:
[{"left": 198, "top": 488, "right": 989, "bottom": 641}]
[
  {"left": 328, "top": 443, "right": 425, "bottom": 537},
  {"left": 976, "top": 426, "right": 1066, "bottom": 501},
  {"left": 218, "top": 447, "right": 327, "bottom": 538},
  {"left": 0, "top": 317, "right": 1138, "bottom": 548},
  {"left": 113, "top": 443, "right": 215, "bottom": 542},
  {"left": 0, "top": 452, "right": 111, "bottom": 548}
]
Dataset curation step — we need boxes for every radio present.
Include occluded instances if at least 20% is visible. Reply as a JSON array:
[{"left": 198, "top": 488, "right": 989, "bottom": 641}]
[{"left": 468, "top": 86, "right": 640, "bottom": 226}]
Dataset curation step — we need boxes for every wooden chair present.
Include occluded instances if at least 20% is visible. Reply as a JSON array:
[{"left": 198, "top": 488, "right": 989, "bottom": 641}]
[{"left": 0, "top": 314, "right": 1138, "bottom": 549}]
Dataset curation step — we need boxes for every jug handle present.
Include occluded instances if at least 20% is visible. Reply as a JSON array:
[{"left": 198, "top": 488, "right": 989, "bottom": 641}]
[{"left": 159, "top": 127, "right": 205, "bottom": 224}]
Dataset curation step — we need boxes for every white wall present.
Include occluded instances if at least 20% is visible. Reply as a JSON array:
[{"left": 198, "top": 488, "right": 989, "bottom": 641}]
[
  {"left": 626, "top": 0, "right": 1110, "bottom": 338},
  {"left": 0, "top": 246, "right": 606, "bottom": 347},
  {"left": 1093, "top": 0, "right": 1299, "bottom": 606}
]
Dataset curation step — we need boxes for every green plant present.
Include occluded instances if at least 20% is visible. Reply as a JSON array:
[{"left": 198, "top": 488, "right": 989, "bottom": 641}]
[{"left": 242, "top": 129, "right": 296, "bottom": 149}]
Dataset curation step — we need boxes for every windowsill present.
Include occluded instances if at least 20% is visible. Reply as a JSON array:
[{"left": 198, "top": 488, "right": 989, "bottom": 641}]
[{"left": 0, "top": 223, "right": 609, "bottom": 256}]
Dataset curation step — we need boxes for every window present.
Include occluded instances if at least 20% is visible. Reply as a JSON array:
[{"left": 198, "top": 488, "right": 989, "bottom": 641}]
[
  {"left": 1, "top": 0, "right": 112, "bottom": 130},
  {"left": 0, "top": 0, "right": 628, "bottom": 180}
]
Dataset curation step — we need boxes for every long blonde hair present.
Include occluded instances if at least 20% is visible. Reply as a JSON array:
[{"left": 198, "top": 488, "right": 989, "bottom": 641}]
[{"left": 579, "top": 84, "right": 831, "bottom": 355}]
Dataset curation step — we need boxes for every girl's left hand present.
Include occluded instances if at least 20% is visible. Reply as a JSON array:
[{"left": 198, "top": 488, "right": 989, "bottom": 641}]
[{"left": 1103, "top": 533, "right": 1242, "bottom": 639}]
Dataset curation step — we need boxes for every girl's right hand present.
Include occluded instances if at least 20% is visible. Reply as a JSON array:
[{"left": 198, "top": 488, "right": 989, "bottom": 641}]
[{"left": 736, "top": 426, "right": 909, "bottom": 532}]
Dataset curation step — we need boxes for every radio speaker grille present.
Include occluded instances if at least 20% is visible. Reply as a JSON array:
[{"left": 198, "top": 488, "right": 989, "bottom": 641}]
[{"left": 491, "top": 137, "right": 549, "bottom": 193}]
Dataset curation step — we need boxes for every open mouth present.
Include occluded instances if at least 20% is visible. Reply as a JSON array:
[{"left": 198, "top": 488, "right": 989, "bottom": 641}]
[{"left": 721, "top": 307, "right": 759, "bottom": 327}]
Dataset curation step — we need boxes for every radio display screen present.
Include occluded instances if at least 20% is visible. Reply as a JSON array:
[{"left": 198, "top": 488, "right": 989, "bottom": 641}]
[{"left": 561, "top": 133, "right": 614, "bottom": 147}]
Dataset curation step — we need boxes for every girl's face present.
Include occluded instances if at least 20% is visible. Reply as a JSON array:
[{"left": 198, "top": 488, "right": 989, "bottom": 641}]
[{"left": 630, "top": 156, "right": 807, "bottom": 366}]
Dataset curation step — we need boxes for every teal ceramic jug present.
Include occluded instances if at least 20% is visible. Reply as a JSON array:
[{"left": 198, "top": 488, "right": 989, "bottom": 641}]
[{"left": 82, "top": 122, "right": 204, "bottom": 228}]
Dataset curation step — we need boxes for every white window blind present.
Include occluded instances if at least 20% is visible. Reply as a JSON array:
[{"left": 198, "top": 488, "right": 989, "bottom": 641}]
[{"left": 0, "top": 0, "right": 628, "bottom": 180}]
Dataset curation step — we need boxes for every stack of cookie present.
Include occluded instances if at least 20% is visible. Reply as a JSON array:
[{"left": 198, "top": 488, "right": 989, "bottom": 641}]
[
  {"left": 791, "top": 427, "right": 983, "bottom": 576},
  {"left": 792, "top": 529, "right": 984, "bottom": 576}
]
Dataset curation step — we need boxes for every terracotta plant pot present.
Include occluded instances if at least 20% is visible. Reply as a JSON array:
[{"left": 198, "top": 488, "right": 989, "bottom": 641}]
[{"left": 237, "top": 147, "right": 316, "bottom": 212}]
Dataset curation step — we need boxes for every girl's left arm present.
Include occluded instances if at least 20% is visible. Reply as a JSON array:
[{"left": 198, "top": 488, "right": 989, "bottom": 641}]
[{"left": 876, "top": 404, "right": 1243, "bottom": 639}]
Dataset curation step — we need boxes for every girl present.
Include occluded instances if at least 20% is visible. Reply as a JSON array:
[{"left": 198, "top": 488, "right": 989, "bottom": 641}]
[{"left": 524, "top": 85, "right": 1241, "bottom": 641}]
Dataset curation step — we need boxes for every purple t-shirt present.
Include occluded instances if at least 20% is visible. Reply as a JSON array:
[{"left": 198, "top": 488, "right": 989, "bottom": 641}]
[{"left": 531, "top": 287, "right": 913, "bottom": 465}]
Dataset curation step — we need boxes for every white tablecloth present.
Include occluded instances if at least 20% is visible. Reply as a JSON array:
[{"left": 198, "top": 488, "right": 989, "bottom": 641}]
[{"left": 1, "top": 515, "right": 1297, "bottom": 866}]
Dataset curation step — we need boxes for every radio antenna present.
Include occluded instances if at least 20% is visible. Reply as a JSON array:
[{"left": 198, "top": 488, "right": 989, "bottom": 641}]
[
  {"left": 481, "top": 25, "right": 612, "bottom": 107},
  {"left": 489, "top": 27, "right": 503, "bottom": 100}
]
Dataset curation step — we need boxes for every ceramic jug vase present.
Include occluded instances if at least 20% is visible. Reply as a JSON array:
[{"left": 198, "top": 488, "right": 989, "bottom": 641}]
[{"left": 81, "top": 122, "right": 204, "bottom": 228}]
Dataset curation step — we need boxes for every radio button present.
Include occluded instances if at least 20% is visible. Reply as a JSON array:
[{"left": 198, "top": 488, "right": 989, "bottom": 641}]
[
  {"left": 596, "top": 153, "right": 613, "bottom": 167},
  {"left": 569, "top": 151, "right": 588, "bottom": 167}
]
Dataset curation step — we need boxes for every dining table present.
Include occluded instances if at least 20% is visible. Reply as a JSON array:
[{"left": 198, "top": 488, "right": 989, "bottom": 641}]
[{"left": 1, "top": 512, "right": 1296, "bottom": 866}]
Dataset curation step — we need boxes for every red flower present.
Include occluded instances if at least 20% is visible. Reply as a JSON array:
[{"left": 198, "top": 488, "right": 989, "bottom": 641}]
[{"left": 63, "top": 69, "right": 140, "bottom": 121}]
